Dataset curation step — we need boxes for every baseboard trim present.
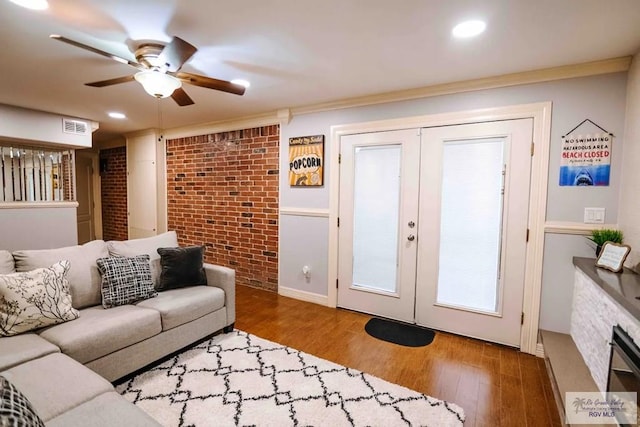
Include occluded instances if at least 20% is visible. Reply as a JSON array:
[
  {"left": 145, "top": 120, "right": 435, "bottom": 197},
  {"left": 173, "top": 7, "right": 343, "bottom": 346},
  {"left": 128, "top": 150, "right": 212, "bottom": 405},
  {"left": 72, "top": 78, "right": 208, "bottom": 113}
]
[
  {"left": 536, "top": 342, "right": 545, "bottom": 358},
  {"left": 278, "top": 286, "right": 328, "bottom": 306}
]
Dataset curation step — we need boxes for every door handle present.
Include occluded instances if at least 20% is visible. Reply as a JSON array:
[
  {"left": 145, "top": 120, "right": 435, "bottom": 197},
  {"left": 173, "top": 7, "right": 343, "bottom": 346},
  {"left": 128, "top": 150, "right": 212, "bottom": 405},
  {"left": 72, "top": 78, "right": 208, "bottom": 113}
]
[{"left": 407, "top": 234, "right": 415, "bottom": 241}]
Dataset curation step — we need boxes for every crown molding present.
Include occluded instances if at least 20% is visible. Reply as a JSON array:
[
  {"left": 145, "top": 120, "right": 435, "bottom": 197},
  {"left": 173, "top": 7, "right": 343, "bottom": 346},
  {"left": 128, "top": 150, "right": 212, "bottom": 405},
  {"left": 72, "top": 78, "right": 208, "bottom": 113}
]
[
  {"left": 292, "top": 56, "right": 632, "bottom": 116},
  {"left": 134, "top": 56, "right": 631, "bottom": 140},
  {"left": 162, "top": 112, "right": 280, "bottom": 141}
]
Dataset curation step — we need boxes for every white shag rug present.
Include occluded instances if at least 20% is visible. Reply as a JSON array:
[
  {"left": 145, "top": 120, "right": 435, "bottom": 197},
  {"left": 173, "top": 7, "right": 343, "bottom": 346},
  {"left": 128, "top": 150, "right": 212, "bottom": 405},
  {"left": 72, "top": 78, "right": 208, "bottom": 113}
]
[{"left": 116, "top": 330, "right": 465, "bottom": 426}]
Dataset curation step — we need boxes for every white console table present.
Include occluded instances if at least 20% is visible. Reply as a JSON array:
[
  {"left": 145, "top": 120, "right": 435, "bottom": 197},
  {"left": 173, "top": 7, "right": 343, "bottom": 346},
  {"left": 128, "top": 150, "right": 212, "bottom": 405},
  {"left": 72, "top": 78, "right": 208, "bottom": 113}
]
[{"left": 570, "top": 257, "right": 640, "bottom": 392}]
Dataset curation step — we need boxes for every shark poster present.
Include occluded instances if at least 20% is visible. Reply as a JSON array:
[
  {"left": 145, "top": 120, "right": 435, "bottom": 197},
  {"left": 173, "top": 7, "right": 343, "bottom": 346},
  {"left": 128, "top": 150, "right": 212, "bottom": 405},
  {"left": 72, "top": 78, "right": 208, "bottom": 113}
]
[{"left": 559, "top": 133, "right": 611, "bottom": 186}]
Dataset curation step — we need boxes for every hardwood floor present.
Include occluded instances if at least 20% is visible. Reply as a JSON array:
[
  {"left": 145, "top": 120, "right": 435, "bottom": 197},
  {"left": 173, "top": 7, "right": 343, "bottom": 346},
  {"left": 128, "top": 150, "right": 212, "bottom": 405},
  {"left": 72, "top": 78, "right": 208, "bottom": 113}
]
[{"left": 235, "top": 285, "right": 562, "bottom": 427}]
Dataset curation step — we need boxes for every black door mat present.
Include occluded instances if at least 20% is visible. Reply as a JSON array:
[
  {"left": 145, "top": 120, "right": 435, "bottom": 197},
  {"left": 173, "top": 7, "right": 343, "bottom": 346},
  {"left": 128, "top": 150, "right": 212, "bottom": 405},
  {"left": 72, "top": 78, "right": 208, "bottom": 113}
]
[{"left": 365, "top": 317, "right": 435, "bottom": 347}]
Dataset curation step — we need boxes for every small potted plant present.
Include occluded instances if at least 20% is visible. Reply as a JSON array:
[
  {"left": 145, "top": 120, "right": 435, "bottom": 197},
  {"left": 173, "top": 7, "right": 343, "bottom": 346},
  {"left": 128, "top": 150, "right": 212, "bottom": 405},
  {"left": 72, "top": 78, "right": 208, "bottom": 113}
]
[{"left": 588, "top": 228, "right": 623, "bottom": 256}]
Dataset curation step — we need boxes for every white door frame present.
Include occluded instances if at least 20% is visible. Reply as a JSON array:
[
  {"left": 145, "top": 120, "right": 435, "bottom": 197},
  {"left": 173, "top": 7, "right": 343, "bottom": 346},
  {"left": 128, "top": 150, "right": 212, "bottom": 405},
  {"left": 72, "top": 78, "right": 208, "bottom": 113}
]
[{"left": 327, "top": 102, "right": 552, "bottom": 355}]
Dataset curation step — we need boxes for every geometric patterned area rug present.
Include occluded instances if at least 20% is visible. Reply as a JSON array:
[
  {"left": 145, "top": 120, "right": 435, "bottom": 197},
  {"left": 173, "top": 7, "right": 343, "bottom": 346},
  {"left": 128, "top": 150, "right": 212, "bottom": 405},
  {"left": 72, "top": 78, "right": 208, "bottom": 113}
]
[{"left": 116, "top": 330, "right": 465, "bottom": 426}]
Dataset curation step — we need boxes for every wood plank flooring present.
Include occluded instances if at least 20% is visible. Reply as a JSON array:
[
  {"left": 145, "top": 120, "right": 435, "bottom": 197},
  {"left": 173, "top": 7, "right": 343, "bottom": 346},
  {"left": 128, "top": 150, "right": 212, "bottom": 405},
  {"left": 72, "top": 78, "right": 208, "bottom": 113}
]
[{"left": 235, "top": 285, "right": 562, "bottom": 427}]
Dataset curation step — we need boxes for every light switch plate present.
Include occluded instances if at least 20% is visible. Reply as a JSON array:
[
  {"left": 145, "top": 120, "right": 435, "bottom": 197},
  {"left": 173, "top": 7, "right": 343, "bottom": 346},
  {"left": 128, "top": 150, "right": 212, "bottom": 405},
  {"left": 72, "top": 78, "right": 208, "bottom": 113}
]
[{"left": 584, "top": 207, "right": 605, "bottom": 224}]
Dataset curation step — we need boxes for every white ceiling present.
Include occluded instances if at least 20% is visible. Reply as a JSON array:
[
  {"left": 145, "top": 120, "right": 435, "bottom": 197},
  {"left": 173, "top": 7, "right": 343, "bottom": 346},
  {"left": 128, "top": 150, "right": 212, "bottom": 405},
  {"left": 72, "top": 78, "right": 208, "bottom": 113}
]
[{"left": 1, "top": 0, "right": 640, "bottom": 143}]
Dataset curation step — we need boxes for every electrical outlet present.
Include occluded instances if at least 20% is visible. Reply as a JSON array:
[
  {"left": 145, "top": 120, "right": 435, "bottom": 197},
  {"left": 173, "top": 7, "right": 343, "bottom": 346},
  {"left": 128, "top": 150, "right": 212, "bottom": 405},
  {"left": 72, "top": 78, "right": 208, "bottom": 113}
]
[{"left": 584, "top": 207, "right": 605, "bottom": 224}]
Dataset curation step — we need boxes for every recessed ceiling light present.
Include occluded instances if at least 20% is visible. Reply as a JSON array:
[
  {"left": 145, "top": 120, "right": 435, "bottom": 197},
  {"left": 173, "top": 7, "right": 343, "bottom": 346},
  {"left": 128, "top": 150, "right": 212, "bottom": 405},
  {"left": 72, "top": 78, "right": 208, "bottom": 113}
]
[
  {"left": 9, "top": 0, "right": 49, "bottom": 10},
  {"left": 108, "top": 112, "right": 126, "bottom": 119},
  {"left": 452, "top": 20, "right": 486, "bottom": 38},
  {"left": 231, "top": 79, "right": 251, "bottom": 88}
]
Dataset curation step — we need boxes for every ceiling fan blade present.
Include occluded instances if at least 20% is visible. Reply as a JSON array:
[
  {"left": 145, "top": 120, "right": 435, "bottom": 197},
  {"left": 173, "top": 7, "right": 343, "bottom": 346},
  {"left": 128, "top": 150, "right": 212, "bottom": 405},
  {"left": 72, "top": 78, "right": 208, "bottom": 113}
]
[
  {"left": 85, "top": 75, "right": 135, "bottom": 87},
  {"left": 175, "top": 72, "right": 246, "bottom": 96},
  {"left": 50, "top": 34, "right": 142, "bottom": 69},
  {"left": 157, "top": 37, "right": 197, "bottom": 72},
  {"left": 171, "top": 87, "right": 195, "bottom": 106}
]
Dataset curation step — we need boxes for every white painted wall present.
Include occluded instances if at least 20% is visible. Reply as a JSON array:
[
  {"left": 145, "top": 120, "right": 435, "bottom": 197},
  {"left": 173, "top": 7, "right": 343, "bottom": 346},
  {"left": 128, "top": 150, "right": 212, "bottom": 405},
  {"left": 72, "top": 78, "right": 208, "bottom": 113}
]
[
  {"left": 279, "top": 72, "right": 628, "bottom": 333},
  {"left": 0, "top": 205, "right": 78, "bottom": 251},
  {"left": 619, "top": 53, "right": 640, "bottom": 270},
  {"left": 0, "top": 104, "right": 97, "bottom": 252},
  {"left": 279, "top": 214, "right": 329, "bottom": 298},
  {"left": 0, "top": 104, "right": 95, "bottom": 148}
]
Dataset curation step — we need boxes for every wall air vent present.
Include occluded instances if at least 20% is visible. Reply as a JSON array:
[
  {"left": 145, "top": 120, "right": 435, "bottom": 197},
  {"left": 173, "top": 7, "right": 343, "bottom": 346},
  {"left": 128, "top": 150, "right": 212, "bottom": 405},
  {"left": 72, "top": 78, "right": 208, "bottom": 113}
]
[{"left": 62, "top": 118, "right": 89, "bottom": 135}]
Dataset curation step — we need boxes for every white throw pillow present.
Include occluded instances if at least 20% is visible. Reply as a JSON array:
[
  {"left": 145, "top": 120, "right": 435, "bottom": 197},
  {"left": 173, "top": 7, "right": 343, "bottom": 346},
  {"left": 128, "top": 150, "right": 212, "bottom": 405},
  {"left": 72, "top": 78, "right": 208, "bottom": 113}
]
[{"left": 0, "top": 260, "right": 79, "bottom": 337}]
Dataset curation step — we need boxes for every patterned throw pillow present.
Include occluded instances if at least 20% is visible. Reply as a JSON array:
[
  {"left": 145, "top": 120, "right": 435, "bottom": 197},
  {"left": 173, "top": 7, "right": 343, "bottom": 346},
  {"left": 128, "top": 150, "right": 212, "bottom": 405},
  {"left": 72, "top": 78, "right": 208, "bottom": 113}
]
[
  {"left": 0, "top": 376, "right": 45, "bottom": 427},
  {"left": 97, "top": 255, "right": 157, "bottom": 308},
  {"left": 156, "top": 246, "right": 207, "bottom": 291},
  {"left": 0, "top": 260, "right": 79, "bottom": 337}
]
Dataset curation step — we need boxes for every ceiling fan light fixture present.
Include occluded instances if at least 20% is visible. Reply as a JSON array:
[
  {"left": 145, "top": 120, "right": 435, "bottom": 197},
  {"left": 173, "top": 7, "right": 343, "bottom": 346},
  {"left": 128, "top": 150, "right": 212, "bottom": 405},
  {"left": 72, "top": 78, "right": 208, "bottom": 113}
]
[
  {"left": 134, "top": 70, "right": 181, "bottom": 98},
  {"left": 231, "top": 79, "right": 251, "bottom": 88},
  {"left": 9, "top": 0, "right": 48, "bottom": 10}
]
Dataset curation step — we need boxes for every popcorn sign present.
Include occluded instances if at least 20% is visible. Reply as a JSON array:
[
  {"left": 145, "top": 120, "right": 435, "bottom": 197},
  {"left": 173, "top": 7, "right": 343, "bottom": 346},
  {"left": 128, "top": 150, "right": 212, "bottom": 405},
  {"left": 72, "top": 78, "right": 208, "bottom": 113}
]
[{"left": 289, "top": 135, "right": 324, "bottom": 186}]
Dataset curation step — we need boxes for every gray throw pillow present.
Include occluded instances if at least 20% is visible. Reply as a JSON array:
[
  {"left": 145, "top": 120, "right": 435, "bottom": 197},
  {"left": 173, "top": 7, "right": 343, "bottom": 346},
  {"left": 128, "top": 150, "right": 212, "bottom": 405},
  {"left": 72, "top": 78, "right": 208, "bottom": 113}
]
[
  {"left": 96, "top": 255, "right": 157, "bottom": 308},
  {"left": 0, "top": 375, "right": 45, "bottom": 427},
  {"left": 156, "top": 246, "right": 207, "bottom": 291}
]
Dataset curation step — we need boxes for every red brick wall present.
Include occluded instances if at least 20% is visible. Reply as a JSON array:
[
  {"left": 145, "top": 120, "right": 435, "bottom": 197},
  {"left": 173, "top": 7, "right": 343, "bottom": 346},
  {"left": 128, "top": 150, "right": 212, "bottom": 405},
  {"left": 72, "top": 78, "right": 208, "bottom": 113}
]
[
  {"left": 166, "top": 125, "right": 279, "bottom": 291},
  {"left": 100, "top": 147, "right": 128, "bottom": 241}
]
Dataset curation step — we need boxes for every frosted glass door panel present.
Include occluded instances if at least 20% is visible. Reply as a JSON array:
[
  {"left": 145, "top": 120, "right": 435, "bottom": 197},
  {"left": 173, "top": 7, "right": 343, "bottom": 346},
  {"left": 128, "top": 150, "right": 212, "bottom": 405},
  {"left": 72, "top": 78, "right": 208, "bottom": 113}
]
[
  {"left": 338, "top": 129, "right": 420, "bottom": 323},
  {"left": 352, "top": 145, "right": 401, "bottom": 294},
  {"left": 437, "top": 138, "right": 504, "bottom": 312}
]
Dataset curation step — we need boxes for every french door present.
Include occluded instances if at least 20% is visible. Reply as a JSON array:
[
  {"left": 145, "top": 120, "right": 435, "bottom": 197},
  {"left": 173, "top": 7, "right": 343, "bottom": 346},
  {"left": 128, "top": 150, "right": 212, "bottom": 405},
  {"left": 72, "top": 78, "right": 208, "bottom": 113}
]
[
  {"left": 337, "top": 119, "right": 533, "bottom": 346},
  {"left": 416, "top": 119, "right": 532, "bottom": 346},
  {"left": 337, "top": 129, "right": 420, "bottom": 323}
]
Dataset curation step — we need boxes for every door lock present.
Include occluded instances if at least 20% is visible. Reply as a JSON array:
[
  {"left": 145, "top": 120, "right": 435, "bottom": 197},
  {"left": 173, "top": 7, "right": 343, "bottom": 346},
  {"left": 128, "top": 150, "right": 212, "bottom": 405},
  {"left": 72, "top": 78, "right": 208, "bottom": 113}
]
[
  {"left": 407, "top": 234, "right": 415, "bottom": 241},
  {"left": 408, "top": 221, "right": 415, "bottom": 228}
]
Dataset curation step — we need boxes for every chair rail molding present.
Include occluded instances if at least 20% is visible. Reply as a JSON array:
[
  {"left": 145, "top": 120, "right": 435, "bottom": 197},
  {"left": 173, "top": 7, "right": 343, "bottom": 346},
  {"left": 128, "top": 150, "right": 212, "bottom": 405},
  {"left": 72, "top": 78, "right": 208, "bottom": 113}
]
[
  {"left": 544, "top": 221, "right": 619, "bottom": 235},
  {"left": 0, "top": 201, "right": 79, "bottom": 209},
  {"left": 279, "top": 207, "right": 330, "bottom": 218}
]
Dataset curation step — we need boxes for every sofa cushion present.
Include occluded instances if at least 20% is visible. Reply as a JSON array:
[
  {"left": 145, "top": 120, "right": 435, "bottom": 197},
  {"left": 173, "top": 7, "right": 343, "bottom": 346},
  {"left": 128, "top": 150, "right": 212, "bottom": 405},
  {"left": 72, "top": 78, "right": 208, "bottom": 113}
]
[
  {"left": 0, "top": 261, "right": 79, "bottom": 337},
  {"left": 0, "top": 334, "right": 59, "bottom": 372},
  {"left": 0, "top": 353, "right": 113, "bottom": 422},
  {"left": 0, "top": 251, "right": 14, "bottom": 274},
  {"left": 156, "top": 246, "right": 207, "bottom": 291},
  {"left": 96, "top": 255, "right": 157, "bottom": 308},
  {"left": 136, "top": 286, "right": 224, "bottom": 331},
  {"left": 0, "top": 375, "right": 45, "bottom": 427},
  {"left": 38, "top": 305, "right": 161, "bottom": 364},
  {"left": 46, "top": 392, "right": 161, "bottom": 427},
  {"left": 107, "top": 231, "right": 178, "bottom": 288},
  {"left": 12, "top": 240, "right": 108, "bottom": 309}
]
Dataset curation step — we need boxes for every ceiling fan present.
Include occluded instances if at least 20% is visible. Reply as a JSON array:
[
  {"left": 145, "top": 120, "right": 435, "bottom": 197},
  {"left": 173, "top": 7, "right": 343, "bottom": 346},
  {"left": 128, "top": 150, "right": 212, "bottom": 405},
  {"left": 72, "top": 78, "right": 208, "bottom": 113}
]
[{"left": 50, "top": 34, "right": 246, "bottom": 106}]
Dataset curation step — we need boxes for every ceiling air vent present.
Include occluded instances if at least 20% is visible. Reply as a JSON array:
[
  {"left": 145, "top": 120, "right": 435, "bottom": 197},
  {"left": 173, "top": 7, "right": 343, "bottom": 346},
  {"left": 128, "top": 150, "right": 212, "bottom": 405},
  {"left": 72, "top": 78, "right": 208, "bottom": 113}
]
[{"left": 62, "top": 118, "right": 89, "bottom": 135}]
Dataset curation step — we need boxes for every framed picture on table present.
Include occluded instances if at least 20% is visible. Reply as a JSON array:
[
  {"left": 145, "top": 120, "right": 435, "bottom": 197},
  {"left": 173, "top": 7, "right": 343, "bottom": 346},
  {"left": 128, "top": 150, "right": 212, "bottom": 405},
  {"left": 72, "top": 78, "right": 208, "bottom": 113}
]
[{"left": 595, "top": 242, "right": 631, "bottom": 273}]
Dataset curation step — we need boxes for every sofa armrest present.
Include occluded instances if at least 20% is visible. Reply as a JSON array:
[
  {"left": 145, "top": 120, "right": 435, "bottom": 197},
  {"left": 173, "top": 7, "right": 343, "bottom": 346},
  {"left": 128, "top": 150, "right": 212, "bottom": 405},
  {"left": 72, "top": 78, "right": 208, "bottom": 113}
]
[{"left": 203, "top": 263, "right": 235, "bottom": 327}]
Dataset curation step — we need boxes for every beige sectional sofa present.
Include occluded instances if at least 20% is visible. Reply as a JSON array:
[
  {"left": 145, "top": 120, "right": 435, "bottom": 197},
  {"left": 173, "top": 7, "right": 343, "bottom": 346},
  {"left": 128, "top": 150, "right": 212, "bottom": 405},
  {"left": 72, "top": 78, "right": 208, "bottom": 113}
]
[{"left": 0, "top": 231, "right": 235, "bottom": 426}]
